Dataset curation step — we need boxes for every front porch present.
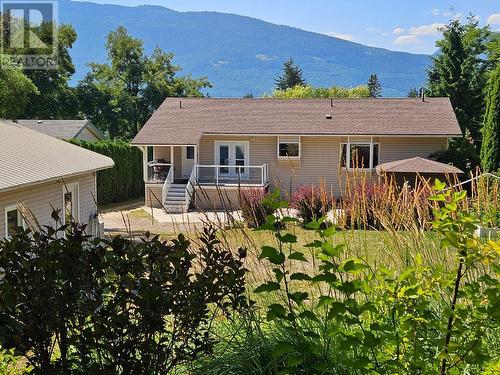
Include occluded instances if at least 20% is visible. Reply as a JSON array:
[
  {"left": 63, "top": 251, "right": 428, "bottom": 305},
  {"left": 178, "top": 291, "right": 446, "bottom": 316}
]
[{"left": 140, "top": 145, "right": 269, "bottom": 212}]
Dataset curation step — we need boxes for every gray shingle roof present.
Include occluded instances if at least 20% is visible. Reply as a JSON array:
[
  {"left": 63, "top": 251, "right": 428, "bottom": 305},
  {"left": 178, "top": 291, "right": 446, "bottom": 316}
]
[
  {"left": 0, "top": 120, "right": 114, "bottom": 192},
  {"left": 132, "top": 97, "right": 462, "bottom": 145},
  {"left": 16, "top": 119, "right": 104, "bottom": 140}
]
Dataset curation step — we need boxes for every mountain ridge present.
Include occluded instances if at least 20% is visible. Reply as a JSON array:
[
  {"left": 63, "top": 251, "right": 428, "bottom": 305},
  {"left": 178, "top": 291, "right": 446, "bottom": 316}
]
[{"left": 60, "top": 0, "right": 431, "bottom": 97}]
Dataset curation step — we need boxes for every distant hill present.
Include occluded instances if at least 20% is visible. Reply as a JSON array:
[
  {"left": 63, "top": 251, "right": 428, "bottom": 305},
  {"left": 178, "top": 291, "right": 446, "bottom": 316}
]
[{"left": 60, "top": 0, "right": 431, "bottom": 97}]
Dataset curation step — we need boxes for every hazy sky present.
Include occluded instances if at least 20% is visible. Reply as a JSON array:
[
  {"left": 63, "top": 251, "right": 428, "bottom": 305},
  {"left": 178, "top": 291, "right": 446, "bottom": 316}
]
[{"left": 75, "top": 0, "right": 500, "bottom": 54}]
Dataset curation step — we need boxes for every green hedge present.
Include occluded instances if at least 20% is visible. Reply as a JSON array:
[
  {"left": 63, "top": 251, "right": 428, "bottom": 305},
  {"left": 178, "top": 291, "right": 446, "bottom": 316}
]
[{"left": 70, "top": 140, "right": 144, "bottom": 205}]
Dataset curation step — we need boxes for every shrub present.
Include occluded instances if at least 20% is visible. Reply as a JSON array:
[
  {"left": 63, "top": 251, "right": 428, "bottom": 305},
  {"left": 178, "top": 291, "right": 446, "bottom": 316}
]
[
  {"left": 239, "top": 188, "right": 274, "bottom": 228},
  {"left": 290, "top": 185, "right": 331, "bottom": 225},
  {"left": 0, "top": 212, "right": 249, "bottom": 374},
  {"left": 250, "top": 182, "right": 499, "bottom": 374},
  {"left": 69, "top": 139, "right": 144, "bottom": 204}
]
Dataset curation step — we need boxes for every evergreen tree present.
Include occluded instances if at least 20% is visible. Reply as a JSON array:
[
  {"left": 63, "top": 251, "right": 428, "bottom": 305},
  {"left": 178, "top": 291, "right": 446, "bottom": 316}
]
[
  {"left": 407, "top": 88, "right": 419, "bottom": 97},
  {"left": 427, "top": 17, "right": 490, "bottom": 142},
  {"left": 275, "top": 58, "right": 305, "bottom": 91},
  {"left": 367, "top": 74, "right": 382, "bottom": 97},
  {"left": 480, "top": 64, "right": 500, "bottom": 172}
]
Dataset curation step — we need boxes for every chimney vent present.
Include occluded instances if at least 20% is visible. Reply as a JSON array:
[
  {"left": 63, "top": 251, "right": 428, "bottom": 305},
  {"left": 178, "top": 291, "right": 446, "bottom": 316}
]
[
  {"left": 325, "top": 114, "right": 333, "bottom": 119},
  {"left": 420, "top": 87, "right": 425, "bottom": 102},
  {"left": 179, "top": 100, "right": 182, "bottom": 109},
  {"left": 37, "top": 120, "right": 43, "bottom": 124}
]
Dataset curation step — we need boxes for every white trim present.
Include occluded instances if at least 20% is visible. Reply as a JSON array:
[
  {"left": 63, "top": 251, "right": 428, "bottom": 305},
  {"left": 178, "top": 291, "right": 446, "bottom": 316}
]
[
  {"left": 4, "top": 204, "right": 25, "bottom": 238},
  {"left": 62, "top": 182, "right": 80, "bottom": 224},
  {"left": 214, "top": 141, "right": 250, "bottom": 179},
  {"left": 277, "top": 135, "right": 301, "bottom": 159},
  {"left": 341, "top": 137, "right": 380, "bottom": 171}
]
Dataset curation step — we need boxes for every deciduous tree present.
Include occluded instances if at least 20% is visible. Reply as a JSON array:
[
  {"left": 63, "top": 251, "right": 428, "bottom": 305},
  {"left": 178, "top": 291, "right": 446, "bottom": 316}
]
[{"left": 78, "top": 26, "right": 210, "bottom": 139}]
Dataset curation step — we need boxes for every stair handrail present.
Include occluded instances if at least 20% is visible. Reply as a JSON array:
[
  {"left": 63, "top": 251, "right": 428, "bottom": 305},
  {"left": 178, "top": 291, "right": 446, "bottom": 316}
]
[
  {"left": 161, "top": 165, "right": 174, "bottom": 205},
  {"left": 185, "top": 166, "right": 197, "bottom": 209}
]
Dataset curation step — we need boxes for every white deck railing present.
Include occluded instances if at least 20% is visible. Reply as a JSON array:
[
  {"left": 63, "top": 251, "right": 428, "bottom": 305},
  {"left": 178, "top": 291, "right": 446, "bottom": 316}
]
[{"left": 193, "top": 164, "right": 269, "bottom": 186}]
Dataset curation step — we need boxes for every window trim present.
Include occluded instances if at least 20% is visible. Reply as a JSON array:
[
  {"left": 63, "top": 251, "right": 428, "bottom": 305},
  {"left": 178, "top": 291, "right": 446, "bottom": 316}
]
[
  {"left": 4, "top": 204, "right": 25, "bottom": 238},
  {"left": 62, "top": 182, "right": 80, "bottom": 225},
  {"left": 277, "top": 136, "right": 301, "bottom": 160},
  {"left": 341, "top": 138, "right": 380, "bottom": 170}
]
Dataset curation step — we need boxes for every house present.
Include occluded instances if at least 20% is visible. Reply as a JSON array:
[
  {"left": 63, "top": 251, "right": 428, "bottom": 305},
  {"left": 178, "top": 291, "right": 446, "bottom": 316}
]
[
  {"left": 0, "top": 120, "right": 114, "bottom": 239},
  {"left": 16, "top": 119, "right": 105, "bottom": 142},
  {"left": 131, "top": 97, "right": 462, "bottom": 212}
]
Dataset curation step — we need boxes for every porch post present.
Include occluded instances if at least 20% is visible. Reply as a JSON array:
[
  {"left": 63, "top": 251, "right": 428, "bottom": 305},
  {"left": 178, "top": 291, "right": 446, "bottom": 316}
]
[
  {"left": 142, "top": 146, "right": 148, "bottom": 182},
  {"left": 170, "top": 146, "right": 174, "bottom": 180}
]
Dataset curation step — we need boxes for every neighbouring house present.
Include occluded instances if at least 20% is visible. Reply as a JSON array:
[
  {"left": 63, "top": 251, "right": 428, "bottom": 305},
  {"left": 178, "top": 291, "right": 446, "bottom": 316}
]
[
  {"left": 131, "top": 97, "right": 463, "bottom": 212},
  {"left": 16, "top": 119, "right": 105, "bottom": 141},
  {"left": 0, "top": 120, "right": 114, "bottom": 239}
]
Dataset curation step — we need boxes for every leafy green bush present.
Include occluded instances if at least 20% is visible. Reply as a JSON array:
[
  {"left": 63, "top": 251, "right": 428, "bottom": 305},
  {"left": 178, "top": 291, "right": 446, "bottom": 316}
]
[
  {"left": 247, "top": 180, "right": 499, "bottom": 374},
  {"left": 69, "top": 139, "right": 143, "bottom": 204},
  {"left": 0, "top": 346, "right": 30, "bottom": 374},
  {"left": 0, "top": 212, "right": 249, "bottom": 374}
]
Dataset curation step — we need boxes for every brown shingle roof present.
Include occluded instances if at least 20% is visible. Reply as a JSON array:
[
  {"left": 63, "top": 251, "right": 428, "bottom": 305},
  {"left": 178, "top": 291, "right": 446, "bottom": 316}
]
[
  {"left": 376, "top": 157, "right": 463, "bottom": 174},
  {"left": 132, "top": 97, "right": 462, "bottom": 145}
]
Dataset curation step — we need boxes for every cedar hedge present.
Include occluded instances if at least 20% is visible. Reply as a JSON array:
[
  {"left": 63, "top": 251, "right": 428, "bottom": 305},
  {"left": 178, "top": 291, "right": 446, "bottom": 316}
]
[{"left": 70, "top": 139, "right": 144, "bottom": 205}]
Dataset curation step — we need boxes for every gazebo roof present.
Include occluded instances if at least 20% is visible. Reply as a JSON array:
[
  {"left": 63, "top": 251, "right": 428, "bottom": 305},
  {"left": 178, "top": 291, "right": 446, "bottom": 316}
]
[{"left": 376, "top": 157, "right": 463, "bottom": 175}]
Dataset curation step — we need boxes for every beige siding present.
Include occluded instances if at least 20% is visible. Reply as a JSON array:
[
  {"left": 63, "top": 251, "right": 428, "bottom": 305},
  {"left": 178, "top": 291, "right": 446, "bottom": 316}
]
[
  {"left": 76, "top": 128, "right": 101, "bottom": 142},
  {"left": 153, "top": 146, "right": 172, "bottom": 162},
  {"left": 378, "top": 137, "right": 447, "bottom": 163},
  {"left": 0, "top": 173, "right": 97, "bottom": 239},
  {"left": 145, "top": 184, "right": 163, "bottom": 208},
  {"left": 193, "top": 187, "right": 241, "bottom": 210},
  {"left": 198, "top": 135, "right": 449, "bottom": 202},
  {"left": 152, "top": 146, "right": 183, "bottom": 180}
]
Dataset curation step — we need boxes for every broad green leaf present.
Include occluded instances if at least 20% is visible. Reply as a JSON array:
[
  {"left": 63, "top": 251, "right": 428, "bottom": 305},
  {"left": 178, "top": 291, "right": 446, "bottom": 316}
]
[
  {"left": 288, "top": 291, "right": 308, "bottom": 304},
  {"left": 277, "top": 233, "right": 297, "bottom": 243},
  {"left": 272, "top": 341, "right": 294, "bottom": 357},
  {"left": 290, "top": 272, "right": 311, "bottom": 281},
  {"left": 289, "top": 251, "right": 308, "bottom": 262},
  {"left": 299, "top": 310, "right": 319, "bottom": 322},
  {"left": 267, "top": 303, "right": 287, "bottom": 320},
  {"left": 254, "top": 281, "right": 281, "bottom": 293},
  {"left": 321, "top": 242, "right": 343, "bottom": 257},
  {"left": 259, "top": 246, "right": 285, "bottom": 264}
]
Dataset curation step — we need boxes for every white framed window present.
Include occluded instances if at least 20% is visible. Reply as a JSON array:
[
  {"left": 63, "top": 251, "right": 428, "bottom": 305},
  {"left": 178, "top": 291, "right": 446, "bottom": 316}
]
[
  {"left": 341, "top": 139, "right": 379, "bottom": 170},
  {"left": 277, "top": 136, "right": 301, "bottom": 159},
  {"left": 62, "top": 182, "right": 80, "bottom": 225},
  {"left": 4, "top": 204, "right": 24, "bottom": 238}
]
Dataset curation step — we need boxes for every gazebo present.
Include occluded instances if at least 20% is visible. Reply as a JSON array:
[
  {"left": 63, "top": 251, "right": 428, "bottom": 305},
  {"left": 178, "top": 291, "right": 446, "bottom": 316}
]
[{"left": 376, "top": 157, "right": 463, "bottom": 187}]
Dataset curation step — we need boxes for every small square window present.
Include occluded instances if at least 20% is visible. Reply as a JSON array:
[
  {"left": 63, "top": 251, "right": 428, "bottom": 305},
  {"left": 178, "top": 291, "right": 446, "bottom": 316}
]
[{"left": 278, "top": 143, "right": 300, "bottom": 158}]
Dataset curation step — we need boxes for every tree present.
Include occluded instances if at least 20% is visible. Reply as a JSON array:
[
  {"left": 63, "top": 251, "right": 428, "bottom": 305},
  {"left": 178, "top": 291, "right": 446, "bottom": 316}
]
[
  {"left": 275, "top": 58, "right": 305, "bottom": 91},
  {"left": 367, "top": 73, "right": 382, "bottom": 97},
  {"left": 480, "top": 64, "right": 500, "bottom": 172},
  {"left": 427, "top": 17, "right": 491, "bottom": 143},
  {"left": 4, "top": 23, "right": 80, "bottom": 119},
  {"left": 407, "top": 88, "right": 419, "bottom": 97},
  {"left": 78, "top": 26, "right": 210, "bottom": 139},
  {"left": 0, "top": 63, "right": 38, "bottom": 119},
  {"left": 270, "top": 84, "right": 370, "bottom": 98}
]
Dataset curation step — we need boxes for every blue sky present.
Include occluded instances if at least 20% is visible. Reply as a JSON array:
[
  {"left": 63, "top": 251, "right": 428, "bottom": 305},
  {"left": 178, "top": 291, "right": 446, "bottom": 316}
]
[{"left": 76, "top": 0, "right": 499, "bottom": 54}]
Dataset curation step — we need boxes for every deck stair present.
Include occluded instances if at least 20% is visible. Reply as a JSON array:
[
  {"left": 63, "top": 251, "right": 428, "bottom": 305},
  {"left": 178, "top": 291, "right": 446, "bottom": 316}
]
[{"left": 163, "top": 183, "right": 189, "bottom": 213}]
